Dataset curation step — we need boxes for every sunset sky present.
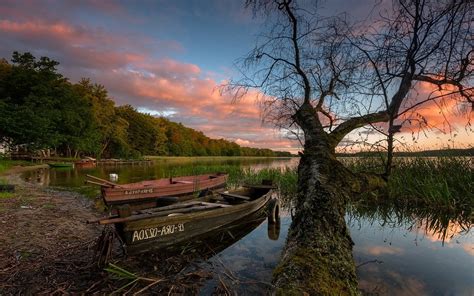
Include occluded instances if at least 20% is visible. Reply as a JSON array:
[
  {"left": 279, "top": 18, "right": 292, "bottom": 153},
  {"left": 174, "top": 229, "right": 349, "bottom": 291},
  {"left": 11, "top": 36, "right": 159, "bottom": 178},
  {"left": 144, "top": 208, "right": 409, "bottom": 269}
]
[{"left": 1, "top": 0, "right": 472, "bottom": 153}]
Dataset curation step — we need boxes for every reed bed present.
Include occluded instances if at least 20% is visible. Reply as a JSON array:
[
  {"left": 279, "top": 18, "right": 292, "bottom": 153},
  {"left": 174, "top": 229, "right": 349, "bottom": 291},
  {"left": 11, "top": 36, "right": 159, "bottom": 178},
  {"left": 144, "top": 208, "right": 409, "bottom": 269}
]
[
  {"left": 387, "top": 157, "right": 473, "bottom": 209},
  {"left": 341, "top": 157, "right": 473, "bottom": 209},
  {"left": 177, "top": 157, "right": 473, "bottom": 210},
  {"left": 0, "top": 160, "right": 11, "bottom": 174},
  {"left": 0, "top": 159, "right": 31, "bottom": 174},
  {"left": 162, "top": 164, "right": 298, "bottom": 197},
  {"left": 161, "top": 157, "right": 473, "bottom": 209}
]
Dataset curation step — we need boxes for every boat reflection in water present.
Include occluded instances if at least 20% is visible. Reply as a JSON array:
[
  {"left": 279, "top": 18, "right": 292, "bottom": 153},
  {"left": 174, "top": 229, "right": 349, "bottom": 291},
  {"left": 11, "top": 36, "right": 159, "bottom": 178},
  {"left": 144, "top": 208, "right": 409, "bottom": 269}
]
[
  {"left": 111, "top": 207, "right": 281, "bottom": 294},
  {"left": 155, "top": 207, "right": 279, "bottom": 258}
]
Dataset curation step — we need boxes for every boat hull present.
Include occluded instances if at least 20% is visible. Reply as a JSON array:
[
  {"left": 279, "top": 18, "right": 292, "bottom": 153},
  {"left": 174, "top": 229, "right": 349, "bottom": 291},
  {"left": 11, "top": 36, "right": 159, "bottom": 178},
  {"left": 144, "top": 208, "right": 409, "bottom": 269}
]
[
  {"left": 102, "top": 173, "right": 228, "bottom": 205},
  {"left": 117, "top": 189, "right": 274, "bottom": 251}
]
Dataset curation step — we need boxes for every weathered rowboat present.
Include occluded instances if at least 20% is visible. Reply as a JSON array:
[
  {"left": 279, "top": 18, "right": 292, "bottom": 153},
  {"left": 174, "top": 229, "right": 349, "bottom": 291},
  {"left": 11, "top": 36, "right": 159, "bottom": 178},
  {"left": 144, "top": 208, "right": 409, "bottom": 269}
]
[
  {"left": 74, "top": 158, "right": 96, "bottom": 168},
  {"left": 86, "top": 173, "right": 228, "bottom": 207},
  {"left": 91, "top": 183, "right": 278, "bottom": 251},
  {"left": 151, "top": 210, "right": 269, "bottom": 259}
]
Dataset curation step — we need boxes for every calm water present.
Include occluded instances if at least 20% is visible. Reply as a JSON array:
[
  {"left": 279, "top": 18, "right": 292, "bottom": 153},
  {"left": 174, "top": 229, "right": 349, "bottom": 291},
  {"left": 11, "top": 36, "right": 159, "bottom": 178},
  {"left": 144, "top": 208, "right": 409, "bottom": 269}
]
[
  {"left": 24, "top": 157, "right": 299, "bottom": 188},
  {"left": 198, "top": 208, "right": 473, "bottom": 295},
  {"left": 23, "top": 157, "right": 473, "bottom": 295}
]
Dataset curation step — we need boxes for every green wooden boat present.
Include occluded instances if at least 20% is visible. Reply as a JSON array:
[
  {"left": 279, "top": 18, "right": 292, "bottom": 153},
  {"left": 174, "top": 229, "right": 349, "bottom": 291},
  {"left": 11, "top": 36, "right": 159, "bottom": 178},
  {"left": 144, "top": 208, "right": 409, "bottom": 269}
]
[{"left": 48, "top": 162, "right": 74, "bottom": 168}]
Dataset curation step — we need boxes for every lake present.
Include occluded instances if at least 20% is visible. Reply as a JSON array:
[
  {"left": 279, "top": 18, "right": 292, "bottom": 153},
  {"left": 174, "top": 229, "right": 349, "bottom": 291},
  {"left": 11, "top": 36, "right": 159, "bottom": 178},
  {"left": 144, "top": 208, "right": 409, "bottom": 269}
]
[{"left": 23, "top": 157, "right": 473, "bottom": 295}]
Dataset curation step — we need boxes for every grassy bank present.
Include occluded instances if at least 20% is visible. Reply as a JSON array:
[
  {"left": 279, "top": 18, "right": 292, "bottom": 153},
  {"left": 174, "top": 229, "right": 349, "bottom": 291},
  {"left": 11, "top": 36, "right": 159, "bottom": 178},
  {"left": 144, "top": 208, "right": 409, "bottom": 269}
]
[
  {"left": 0, "top": 159, "right": 33, "bottom": 175},
  {"left": 186, "top": 157, "right": 471, "bottom": 210}
]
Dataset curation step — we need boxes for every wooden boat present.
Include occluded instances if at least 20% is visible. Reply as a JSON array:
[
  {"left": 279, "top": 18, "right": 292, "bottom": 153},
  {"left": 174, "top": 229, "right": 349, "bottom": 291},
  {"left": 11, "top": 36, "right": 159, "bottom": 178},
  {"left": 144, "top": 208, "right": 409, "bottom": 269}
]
[
  {"left": 144, "top": 210, "right": 268, "bottom": 258},
  {"left": 74, "top": 158, "right": 96, "bottom": 168},
  {"left": 86, "top": 173, "right": 228, "bottom": 207},
  {"left": 90, "top": 183, "right": 278, "bottom": 251},
  {"left": 48, "top": 162, "right": 73, "bottom": 168}
]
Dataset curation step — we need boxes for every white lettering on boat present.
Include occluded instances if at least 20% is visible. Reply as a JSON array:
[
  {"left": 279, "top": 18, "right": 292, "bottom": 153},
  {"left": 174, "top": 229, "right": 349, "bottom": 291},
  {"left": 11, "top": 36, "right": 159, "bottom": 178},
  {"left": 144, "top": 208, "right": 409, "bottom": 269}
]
[
  {"left": 124, "top": 188, "right": 153, "bottom": 195},
  {"left": 132, "top": 223, "right": 185, "bottom": 242}
]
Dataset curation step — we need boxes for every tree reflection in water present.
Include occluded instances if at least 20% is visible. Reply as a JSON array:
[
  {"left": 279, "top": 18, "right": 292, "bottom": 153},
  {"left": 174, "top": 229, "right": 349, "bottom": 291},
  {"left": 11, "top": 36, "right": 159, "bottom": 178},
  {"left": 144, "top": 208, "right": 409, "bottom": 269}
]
[
  {"left": 346, "top": 202, "right": 473, "bottom": 295},
  {"left": 347, "top": 203, "right": 472, "bottom": 245}
]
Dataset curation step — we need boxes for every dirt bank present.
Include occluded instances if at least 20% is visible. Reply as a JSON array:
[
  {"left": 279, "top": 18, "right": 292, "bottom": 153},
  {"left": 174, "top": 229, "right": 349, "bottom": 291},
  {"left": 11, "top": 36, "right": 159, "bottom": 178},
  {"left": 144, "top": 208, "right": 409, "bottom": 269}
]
[{"left": 0, "top": 170, "right": 105, "bottom": 294}]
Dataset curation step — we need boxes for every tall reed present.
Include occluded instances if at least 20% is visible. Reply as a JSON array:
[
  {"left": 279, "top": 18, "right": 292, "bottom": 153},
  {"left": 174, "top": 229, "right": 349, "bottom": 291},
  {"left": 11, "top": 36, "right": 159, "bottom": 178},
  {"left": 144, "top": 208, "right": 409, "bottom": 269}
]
[
  {"left": 162, "top": 157, "right": 473, "bottom": 209},
  {"left": 343, "top": 156, "right": 473, "bottom": 209},
  {"left": 387, "top": 157, "right": 473, "bottom": 208}
]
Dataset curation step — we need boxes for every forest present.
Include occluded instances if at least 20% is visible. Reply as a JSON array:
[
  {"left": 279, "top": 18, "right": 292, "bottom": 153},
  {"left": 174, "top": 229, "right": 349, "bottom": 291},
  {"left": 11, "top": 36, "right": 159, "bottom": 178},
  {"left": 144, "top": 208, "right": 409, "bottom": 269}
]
[{"left": 0, "top": 52, "right": 292, "bottom": 159}]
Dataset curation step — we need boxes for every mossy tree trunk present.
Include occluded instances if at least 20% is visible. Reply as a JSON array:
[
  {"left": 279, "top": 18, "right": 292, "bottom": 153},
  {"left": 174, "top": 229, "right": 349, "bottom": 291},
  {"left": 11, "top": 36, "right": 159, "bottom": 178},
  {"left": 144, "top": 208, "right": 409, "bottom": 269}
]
[
  {"left": 273, "top": 153, "right": 359, "bottom": 295},
  {"left": 273, "top": 103, "right": 384, "bottom": 295}
]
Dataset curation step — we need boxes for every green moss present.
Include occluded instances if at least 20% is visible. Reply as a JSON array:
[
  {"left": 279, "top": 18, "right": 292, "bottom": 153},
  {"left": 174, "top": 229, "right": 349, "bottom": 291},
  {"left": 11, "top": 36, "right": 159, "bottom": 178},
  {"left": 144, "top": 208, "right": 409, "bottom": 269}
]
[
  {"left": 42, "top": 203, "right": 55, "bottom": 209},
  {"left": 0, "top": 192, "right": 14, "bottom": 199},
  {"left": 273, "top": 247, "right": 360, "bottom": 295}
]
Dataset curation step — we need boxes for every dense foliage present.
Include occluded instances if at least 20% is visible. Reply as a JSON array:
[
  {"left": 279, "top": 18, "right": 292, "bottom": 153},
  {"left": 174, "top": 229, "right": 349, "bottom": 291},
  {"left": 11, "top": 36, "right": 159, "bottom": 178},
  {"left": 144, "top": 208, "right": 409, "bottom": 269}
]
[{"left": 0, "top": 52, "right": 292, "bottom": 158}]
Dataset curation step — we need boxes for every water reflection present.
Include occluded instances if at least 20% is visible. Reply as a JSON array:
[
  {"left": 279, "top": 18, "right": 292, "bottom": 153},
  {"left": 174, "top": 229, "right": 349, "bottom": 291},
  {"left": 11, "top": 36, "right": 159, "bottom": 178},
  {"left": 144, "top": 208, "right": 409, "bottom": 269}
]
[
  {"left": 114, "top": 209, "right": 286, "bottom": 294},
  {"left": 23, "top": 157, "right": 298, "bottom": 189},
  {"left": 348, "top": 204, "right": 473, "bottom": 295},
  {"left": 158, "top": 203, "right": 472, "bottom": 295}
]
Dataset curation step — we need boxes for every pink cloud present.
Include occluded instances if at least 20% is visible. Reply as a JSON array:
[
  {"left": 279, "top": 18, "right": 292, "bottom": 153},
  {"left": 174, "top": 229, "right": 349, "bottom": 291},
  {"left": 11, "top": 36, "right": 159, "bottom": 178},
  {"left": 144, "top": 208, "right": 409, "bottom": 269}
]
[
  {"left": 0, "top": 15, "right": 300, "bottom": 152},
  {"left": 462, "top": 243, "right": 474, "bottom": 257},
  {"left": 140, "top": 59, "right": 201, "bottom": 77},
  {"left": 399, "top": 81, "right": 472, "bottom": 132},
  {"left": 365, "top": 246, "right": 404, "bottom": 256},
  {"left": 414, "top": 220, "right": 468, "bottom": 244}
]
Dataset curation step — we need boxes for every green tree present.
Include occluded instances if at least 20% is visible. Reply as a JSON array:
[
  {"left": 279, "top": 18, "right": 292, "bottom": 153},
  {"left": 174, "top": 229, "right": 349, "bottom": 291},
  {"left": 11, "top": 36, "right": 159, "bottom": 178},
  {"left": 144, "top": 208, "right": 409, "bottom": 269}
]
[
  {"left": 0, "top": 52, "right": 94, "bottom": 156},
  {"left": 116, "top": 105, "right": 168, "bottom": 157},
  {"left": 74, "top": 78, "right": 129, "bottom": 158}
]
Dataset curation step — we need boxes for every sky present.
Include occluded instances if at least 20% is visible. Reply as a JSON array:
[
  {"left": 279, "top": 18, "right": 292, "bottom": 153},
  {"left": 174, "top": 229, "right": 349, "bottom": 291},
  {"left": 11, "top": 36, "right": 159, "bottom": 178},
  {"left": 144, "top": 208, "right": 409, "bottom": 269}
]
[{"left": 0, "top": 0, "right": 472, "bottom": 153}]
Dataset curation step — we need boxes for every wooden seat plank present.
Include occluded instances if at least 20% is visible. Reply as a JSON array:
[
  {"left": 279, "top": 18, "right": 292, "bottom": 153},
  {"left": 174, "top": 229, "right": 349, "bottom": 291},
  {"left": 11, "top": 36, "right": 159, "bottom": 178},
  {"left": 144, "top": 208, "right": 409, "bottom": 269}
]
[{"left": 219, "top": 192, "right": 251, "bottom": 201}]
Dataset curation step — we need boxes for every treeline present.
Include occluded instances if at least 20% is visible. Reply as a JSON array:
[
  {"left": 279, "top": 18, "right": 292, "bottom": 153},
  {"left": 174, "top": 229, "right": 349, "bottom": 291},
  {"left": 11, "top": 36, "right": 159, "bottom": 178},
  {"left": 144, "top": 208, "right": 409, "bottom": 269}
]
[
  {"left": 0, "top": 52, "right": 292, "bottom": 158},
  {"left": 337, "top": 148, "right": 474, "bottom": 157}
]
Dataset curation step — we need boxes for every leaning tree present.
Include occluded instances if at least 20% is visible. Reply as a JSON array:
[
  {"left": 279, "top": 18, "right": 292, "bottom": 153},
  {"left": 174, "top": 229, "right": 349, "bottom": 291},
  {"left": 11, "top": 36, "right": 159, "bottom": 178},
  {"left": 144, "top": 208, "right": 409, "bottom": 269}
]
[{"left": 226, "top": 0, "right": 473, "bottom": 294}]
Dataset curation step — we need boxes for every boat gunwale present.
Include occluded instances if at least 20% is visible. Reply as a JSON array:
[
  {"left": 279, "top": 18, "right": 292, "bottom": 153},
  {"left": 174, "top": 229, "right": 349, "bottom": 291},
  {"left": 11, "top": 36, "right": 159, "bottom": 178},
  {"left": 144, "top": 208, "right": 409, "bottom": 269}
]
[
  {"left": 104, "top": 177, "right": 225, "bottom": 195},
  {"left": 115, "top": 189, "right": 274, "bottom": 228},
  {"left": 108, "top": 173, "right": 228, "bottom": 190},
  {"left": 100, "top": 173, "right": 228, "bottom": 205}
]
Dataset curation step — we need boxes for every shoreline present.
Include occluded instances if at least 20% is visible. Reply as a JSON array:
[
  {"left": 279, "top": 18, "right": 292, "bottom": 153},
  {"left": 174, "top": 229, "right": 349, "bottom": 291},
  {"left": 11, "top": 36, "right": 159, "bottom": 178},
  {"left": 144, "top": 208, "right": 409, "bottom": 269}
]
[
  {"left": 0, "top": 164, "right": 49, "bottom": 177},
  {"left": 0, "top": 168, "right": 104, "bottom": 294}
]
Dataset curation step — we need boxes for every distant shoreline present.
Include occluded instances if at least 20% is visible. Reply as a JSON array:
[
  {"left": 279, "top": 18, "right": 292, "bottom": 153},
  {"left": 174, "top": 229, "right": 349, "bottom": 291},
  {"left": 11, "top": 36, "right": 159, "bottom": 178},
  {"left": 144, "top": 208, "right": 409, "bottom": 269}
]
[
  {"left": 336, "top": 147, "right": 473, "bottom": 158},
  {"left": 145, "top": 155, "right": 296, "bottom": 159}
]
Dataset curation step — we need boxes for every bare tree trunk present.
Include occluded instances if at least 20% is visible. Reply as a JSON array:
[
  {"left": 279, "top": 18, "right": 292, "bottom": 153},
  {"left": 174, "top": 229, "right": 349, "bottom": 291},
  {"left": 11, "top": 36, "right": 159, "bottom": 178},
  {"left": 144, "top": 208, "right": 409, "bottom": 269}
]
[
  {"left": 99, "top": 139, "right": 110, "bottom": 159},
  {"left": 385, "top": 117, "right": 396, "bottom": 176}
]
